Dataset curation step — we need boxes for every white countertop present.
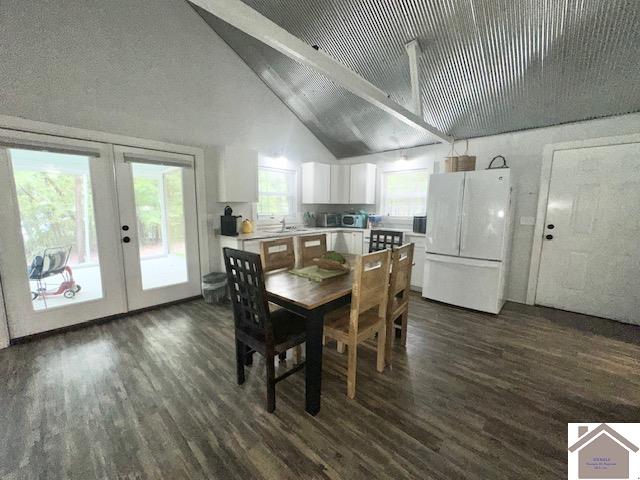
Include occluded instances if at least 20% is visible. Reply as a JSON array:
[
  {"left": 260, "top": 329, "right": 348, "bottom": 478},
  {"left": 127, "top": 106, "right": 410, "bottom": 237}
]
[{"left": 219, "top": 226, "right": 425, "bottom": 241}]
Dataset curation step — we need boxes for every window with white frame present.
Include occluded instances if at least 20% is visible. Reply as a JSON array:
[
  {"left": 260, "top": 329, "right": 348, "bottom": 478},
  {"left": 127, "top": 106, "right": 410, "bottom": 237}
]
[
  {"left": 256, "top": 167, "right": 297, "bottom": 220},
  {"left": 380, "top": 169, "right": 429, "bottom": 217}
]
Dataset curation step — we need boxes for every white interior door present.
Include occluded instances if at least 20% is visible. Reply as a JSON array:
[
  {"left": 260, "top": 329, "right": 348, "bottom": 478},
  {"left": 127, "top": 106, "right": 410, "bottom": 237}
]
[
  {"left": 536, "top": 143, "right": 640, "bottom": 324},
  {"left": 425, "top": 172, "right": 465, "bottom": 256},
  {"left": 114, "top": 146, "right": 201, "bottom": 310},
  {"left": 0, "top": 132, "right": 127, "bottom": 338},
  {"left": 460, "top": 169, "right": 510, "bottom": 260}
]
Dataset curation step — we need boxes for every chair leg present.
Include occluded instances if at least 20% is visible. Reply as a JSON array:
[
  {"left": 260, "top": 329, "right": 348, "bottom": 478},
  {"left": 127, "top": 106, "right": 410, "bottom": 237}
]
[
  {"left": 385, "top": 315, "right": 394, "bottom": 366},
  {"left": 395, "top": 318, "right": 402, "bottom": 338},
  {"left": 337, "top": 341, "right": 345, "bottom": 354},
  {"left": 322, "top": 335, "right": 326, "bottom": 346},
  {"left": 347, "top": 340, "right": 357, "bottom": 399},
  {"left": 400, "top": 311, "right": 409, "bottom": 346},
  {"left": 266, "top": 355, "right": 276, "bottom": 413},
  {"left": 235, "top": 339, "right": 245, "bottom": 385},
  {"left": 245, "top": 345, "right": 254, "bottom": 366},
  {"left": 278, "top": 351, "right": 287, "bottom": 362},
  {"left": 376, "top": 323, "right": 387, "bottom": 373},
  {"left": 293, "top": 345, "right": 302, "bottom": 364}
]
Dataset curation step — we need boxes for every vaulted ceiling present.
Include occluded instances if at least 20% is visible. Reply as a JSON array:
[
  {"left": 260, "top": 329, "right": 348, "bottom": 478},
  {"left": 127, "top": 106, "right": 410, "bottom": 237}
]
[{"left": 191, "top": 0, "right": 640, "bottom": 158}]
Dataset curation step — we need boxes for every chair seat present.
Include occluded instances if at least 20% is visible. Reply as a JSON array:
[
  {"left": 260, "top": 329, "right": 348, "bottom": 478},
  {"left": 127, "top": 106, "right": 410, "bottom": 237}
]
[
  {"left": 271, "top": 308, "right": 307, "bottom": 350},
  {"left": 324, "top": 306, "right": 384, "bottom": 342}
]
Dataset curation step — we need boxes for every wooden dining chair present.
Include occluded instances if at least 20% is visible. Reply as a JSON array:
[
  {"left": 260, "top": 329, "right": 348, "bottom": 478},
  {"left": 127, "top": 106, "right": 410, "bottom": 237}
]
[
  {"left": 369, "top": 230, "right": 404, "bottom": 252},
  {"left": 223, "top": 247, "right": 307, "bottom": 413},
  {"left": 259, "top": 236, "right": 301, "bottom": 363},
  {"left": 385, "top": 243, "right": 414, "bottom": 365},
  {"left": 260, "top": 237, "right": 296, "bottom": 272},
  {"left": 297, "top": 234, "right": 327, "bottom": 267},
  {"left": 323, "top": 249, "right": 391, "bottom": 399}
]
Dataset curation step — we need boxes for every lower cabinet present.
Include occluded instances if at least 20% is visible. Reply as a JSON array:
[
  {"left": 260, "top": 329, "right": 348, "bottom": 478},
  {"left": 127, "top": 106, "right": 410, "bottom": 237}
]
[
  {"left": 407, "top": 234, "right": 425, "bottom": 291},
  {"left": 331, "top": 231, "right": 363, "bottom": 255}
]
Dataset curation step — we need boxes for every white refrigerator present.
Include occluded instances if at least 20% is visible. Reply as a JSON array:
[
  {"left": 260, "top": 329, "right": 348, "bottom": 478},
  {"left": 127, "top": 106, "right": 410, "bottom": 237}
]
[{"left": 422, "top": 169, "right": 512, "bottom": 314}]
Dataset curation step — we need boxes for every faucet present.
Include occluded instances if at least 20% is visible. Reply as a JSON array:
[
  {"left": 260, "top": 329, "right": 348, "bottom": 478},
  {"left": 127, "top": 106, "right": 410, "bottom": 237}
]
[{"left": 280, "top": 217, "right": 286, "bottom": 232}]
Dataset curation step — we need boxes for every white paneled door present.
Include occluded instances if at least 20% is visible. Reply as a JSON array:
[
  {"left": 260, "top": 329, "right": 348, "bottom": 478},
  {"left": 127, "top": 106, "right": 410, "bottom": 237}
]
[
  {"left": 536, "top": 143, "right": 640, "bottom": 324},
  {"left": 114, "top": 146, "right": 201, "bottom": 310},
  {"left": 0, "top": 132, "right": 201, "bottom": 339}
]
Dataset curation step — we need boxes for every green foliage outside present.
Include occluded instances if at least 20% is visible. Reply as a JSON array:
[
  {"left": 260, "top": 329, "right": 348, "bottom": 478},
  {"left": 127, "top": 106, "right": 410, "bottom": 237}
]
[{"left": 257, "top": 168, "right": 290, "bottom": 217}]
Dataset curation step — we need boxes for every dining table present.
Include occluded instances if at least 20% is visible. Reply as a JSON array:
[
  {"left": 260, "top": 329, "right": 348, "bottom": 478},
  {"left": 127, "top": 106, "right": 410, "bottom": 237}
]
[{"left": 264, "top": 255, "right": 356, "bottom": 416}]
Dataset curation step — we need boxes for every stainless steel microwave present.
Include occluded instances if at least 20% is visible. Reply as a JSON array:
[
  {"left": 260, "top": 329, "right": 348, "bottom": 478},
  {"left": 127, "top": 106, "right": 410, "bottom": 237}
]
[
  {"left": 317, "top": 213, "right": 340, "bottom": 227},
  {"left": 341, "top": 214, "right": 365, "bottom": 228}
]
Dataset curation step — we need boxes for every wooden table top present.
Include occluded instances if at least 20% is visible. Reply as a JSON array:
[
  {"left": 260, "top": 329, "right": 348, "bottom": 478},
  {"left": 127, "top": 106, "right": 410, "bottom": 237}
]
[{"left": 265, "top": 255, "right": 356, "bottom": 310}]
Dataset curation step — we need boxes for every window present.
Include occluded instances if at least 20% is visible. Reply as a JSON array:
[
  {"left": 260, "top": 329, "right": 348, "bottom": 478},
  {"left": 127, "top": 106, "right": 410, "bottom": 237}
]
[
  {"left": 257, "top": 167, "right": 297, "bottom": 220},
  {"left": 380, "top": 169, "right": 429, "bottom": 217}
]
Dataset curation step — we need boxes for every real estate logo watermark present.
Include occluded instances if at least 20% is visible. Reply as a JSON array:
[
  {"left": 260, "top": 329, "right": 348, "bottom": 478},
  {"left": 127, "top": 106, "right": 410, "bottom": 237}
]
[{"left": 568, "top": 423, "right": 640, "bottom": 479}]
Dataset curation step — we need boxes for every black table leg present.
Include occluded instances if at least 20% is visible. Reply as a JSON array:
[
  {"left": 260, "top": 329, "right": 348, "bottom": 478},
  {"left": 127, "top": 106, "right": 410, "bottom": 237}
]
[{"left": 305, "top": 307, "right": 324, "bottom": 416}]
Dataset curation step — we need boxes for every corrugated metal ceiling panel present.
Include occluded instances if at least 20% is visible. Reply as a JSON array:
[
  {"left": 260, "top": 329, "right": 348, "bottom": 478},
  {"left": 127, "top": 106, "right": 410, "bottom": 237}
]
[{"left": 192, "top": 0, "right": 640, "bottom": 157}]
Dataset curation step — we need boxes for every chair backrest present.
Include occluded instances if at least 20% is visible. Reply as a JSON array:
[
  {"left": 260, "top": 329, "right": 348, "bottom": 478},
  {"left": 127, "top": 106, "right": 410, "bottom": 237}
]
[
  {"left": 223, "top": 247, "right": 272, "bottom": 339},
  {"left": 260, "top": 237, "right": 295, "bottom": 272},
  {"left": 369, "top": 230, "right": 404, "bottom": 252},
  {"left": 350, "top": 250, "right": 391, "bottom": 324},
  {"left": 297, "top": 234, "right": 327, "bottom": 267},
  {"left": 389, "top": 243, "right": 414, "bottom": 299}
]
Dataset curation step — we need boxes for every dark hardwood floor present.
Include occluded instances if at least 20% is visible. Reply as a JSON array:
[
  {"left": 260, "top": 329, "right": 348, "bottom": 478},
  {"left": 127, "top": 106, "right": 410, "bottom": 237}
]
[{"left": 1, "top": 295, "right": 639, "bottom": 479}]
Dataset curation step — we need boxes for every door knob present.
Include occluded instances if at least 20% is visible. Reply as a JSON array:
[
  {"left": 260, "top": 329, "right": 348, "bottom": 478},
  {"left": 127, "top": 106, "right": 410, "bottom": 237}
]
[
  {"left": 547, "top": 224, "right": 555, "bottom": 230},
  {"left": 122, "top": 225, "right": 129, "bottom": 231},
  {"left": 545, "top": 234, "right": 553, "bottom": 240},
  {"left": 122, "top": 236, "right": 131, "bottom": 243}
]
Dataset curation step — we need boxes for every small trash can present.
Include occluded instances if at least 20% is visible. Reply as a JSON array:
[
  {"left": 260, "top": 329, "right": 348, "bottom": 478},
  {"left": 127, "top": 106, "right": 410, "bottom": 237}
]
[{"left": 202, "top": 272, "right": 228, "bottom": 305}]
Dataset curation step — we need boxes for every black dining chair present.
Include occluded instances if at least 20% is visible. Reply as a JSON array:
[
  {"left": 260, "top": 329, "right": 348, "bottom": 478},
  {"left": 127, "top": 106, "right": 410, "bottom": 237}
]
[
  {"left": 369, "top": 230, "right": 404, "bottom": 252},
  {"left": 223, "top": 247, "right": 307, "bottom": 413}
]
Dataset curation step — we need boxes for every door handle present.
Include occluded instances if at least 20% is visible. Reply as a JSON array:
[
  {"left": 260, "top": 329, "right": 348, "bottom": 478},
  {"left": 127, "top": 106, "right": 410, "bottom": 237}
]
[
  {"left": 545, "top": 234, "right": 553, "bottom": 240},
  {"left": 547, "top": 224, "right": 554, "bottom": 230},
  {"left": 122, "top": 225, "right": 129, "bottom": 231},
  {"left": 122, "top": 236, "right": 131, "bottom": 243}
]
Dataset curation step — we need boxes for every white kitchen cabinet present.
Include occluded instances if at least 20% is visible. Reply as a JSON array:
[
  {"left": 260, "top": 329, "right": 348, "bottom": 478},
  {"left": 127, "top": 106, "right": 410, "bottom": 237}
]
[
  {"left": 302, "top": 162, "right": 331, "bottom": 204},
  {"left": 330, "top": 164, "right": 350, "bottom": 204},
  {"left": 332, "top": 230, "right": 363, "bottom": 254},
  {"left": 349, "top": 163, "right": 376, "bottom": 204},
  {"left": 407, "top": 234, "right": 426, "bottom": 291},
  {"left": 216, "top": 146, "right": 258, "bottom": 203}
]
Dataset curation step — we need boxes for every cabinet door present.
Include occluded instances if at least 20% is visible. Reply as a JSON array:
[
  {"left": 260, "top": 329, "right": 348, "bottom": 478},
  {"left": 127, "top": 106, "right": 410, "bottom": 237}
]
[
  {"left": 333, "top": 232, "right": 350, "bottom": 253},
  {"left": 407, "top": 236, "right": 425, "bottom": 289},
  {"left": 349, "top": 163, "right": 376, "bottom": 204},
  {"left": 350, "top": 232, "right": 363, "bottom": 254},
  {"left": 302, "top": 162, "right": 330, "bottom": 204},
  {"left": 330, "top": 164, "right": 350, "bottom": 203}
]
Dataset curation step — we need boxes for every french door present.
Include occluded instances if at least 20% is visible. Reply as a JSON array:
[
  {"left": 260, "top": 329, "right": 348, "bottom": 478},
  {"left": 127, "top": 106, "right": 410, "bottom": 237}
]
[
  {"left": 113, "top": 146, "right": 200, "bottom": 310},
  {"left": 0, "top": 131, "right": 201, "bottom": 338}
]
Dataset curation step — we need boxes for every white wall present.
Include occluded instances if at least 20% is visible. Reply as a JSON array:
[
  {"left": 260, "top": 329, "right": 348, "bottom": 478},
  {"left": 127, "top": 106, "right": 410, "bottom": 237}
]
[
  {"left": 0, "top": 0, "right": 335, "bottom": 272},
  {"left": 339, "top": 113, "right": 640, "bottom": 304}
]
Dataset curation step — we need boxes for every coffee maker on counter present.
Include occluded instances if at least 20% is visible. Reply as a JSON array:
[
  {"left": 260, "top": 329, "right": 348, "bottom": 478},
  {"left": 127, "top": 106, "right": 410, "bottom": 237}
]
[{"left": 220, "top": 205, "right": 241, "bottom": 236}]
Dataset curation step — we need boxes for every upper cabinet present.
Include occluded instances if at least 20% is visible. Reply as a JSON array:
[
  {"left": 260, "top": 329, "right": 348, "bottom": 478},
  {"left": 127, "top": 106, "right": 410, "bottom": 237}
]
[
  {"left": 302, "top": 162, "right": 331, "bottom": 204},
  {"left": 302, "top": 161, "right": 376, "bottom": 205},
  {"left": 330, "top": 164, "right": 350, "bottom": 204},
  {"left": 216, "top": 146, "right": 258, "bottom": 203},
  {"left": 349, "top": 163, "right": 377, "bottom": 204}
]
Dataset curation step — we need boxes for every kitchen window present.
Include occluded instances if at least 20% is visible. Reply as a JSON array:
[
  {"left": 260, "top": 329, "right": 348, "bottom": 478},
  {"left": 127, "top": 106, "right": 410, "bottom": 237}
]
[
  {"left": 256, "top": 167, "right": 297, "bottom": 221},
  {"left": 380, "top": 169, "right": 429, "bottom": 217}
]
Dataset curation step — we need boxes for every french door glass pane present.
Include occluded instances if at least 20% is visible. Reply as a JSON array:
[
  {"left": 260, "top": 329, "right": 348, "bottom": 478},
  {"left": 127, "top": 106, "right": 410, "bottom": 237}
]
[
  {"left": 9, "top": 149, "right": 103, "bottom": 310},
  {"left": 131, "top": 162, "right": 188, "bottom": 290}
]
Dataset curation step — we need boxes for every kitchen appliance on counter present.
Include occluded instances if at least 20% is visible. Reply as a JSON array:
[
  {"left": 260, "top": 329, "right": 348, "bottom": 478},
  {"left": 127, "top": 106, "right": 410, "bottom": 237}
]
[
  {"left": 413, "top": 216, "right": 427, "bottom": 234},
  {"left": 422, "top": 169, "right": 512, "bottom": 314},
  {"left": 317, "top": 213, "right": 340, "bottom": 227},
  {"left": 341, "top": 213, "right": 366, "bottom": 228},
  {"left": 221, "top": 205, "right": 241, "bottom": 236}
]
